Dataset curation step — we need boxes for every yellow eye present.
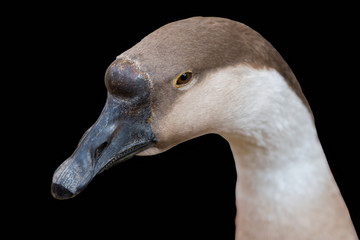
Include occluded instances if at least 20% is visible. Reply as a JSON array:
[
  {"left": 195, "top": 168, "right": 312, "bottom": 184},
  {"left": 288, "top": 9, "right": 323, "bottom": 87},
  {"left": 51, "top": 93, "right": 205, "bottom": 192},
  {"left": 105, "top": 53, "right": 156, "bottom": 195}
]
[{"left": 174, "top": 71, "right": 193, "bottom": 88}]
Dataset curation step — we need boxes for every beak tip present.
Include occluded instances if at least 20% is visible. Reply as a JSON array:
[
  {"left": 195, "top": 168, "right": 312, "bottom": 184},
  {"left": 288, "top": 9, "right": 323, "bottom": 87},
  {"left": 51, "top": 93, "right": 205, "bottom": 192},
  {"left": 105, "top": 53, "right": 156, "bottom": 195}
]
[{"left": 51, "top": 183, "right": 75, "bottom": 200}]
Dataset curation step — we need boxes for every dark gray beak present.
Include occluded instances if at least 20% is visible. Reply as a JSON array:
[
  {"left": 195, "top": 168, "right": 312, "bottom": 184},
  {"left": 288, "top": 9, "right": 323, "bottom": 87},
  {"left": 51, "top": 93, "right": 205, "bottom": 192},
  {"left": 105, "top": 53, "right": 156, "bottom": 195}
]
[{"left": 51, "top": 59, "right": 156, "bottom": 199}]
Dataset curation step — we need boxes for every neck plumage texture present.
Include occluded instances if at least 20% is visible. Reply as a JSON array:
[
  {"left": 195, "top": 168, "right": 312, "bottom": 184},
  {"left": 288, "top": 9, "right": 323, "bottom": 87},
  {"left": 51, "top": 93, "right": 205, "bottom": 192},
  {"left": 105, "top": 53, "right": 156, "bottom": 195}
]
[{"left": 210, "top": 65, "right": 358, "bottom": 240}]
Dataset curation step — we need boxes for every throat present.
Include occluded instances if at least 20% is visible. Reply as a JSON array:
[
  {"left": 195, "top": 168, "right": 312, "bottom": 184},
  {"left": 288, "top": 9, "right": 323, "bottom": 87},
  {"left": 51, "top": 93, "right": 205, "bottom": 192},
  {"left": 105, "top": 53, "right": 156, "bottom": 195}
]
[{"left": 226, "top": 134, "right": 356, "bottom": 239}]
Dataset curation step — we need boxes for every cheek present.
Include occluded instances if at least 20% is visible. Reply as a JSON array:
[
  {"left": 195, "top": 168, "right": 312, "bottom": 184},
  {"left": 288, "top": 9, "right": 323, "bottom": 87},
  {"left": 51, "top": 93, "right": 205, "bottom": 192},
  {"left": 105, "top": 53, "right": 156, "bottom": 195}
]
[{"left": 150, "top": 95, "right": 214, "bottom": 151}]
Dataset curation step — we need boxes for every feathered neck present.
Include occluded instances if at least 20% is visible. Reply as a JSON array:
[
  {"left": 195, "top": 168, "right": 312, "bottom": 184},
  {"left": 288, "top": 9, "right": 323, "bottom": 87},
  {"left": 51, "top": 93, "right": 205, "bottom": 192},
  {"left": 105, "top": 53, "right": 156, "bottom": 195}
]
[{"left": 209, "top": 65, "right": 358, "bottom": 240}]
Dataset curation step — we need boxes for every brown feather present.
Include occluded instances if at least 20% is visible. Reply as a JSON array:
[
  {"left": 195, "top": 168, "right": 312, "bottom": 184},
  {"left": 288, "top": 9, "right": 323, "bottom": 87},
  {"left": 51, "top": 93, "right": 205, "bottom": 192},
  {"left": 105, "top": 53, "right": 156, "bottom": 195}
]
[{"left": 120, "top": 17, "right": 312, "bottom": 115}]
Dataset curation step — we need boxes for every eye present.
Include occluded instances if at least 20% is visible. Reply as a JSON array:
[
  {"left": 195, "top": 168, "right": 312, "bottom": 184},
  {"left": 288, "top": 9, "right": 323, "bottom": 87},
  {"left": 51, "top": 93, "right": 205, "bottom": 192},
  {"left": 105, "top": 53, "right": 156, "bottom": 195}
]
[{"left": 174, "top": 71, "right": 193, "bottom": 88}]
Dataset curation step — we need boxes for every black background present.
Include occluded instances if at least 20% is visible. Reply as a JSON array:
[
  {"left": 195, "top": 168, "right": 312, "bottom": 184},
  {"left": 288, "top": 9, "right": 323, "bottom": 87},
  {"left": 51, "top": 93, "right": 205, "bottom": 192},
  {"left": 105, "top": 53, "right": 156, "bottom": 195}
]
[{"left": 6, "top": 2, "right": 358, "bottom": 238}]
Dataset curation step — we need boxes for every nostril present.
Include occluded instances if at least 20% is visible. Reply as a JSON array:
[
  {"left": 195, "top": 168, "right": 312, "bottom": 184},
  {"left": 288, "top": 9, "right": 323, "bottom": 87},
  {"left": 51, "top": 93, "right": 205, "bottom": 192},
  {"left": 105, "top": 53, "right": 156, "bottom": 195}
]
[{"left": 94, "top": 142, "right": 108, "bottom": 160}]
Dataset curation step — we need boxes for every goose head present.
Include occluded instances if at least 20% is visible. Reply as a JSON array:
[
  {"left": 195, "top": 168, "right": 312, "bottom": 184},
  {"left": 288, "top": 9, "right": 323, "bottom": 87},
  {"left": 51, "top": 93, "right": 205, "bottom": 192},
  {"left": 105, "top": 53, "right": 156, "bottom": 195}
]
[{"left": 51, "top": 17, "right": 308, "bottom": 199}]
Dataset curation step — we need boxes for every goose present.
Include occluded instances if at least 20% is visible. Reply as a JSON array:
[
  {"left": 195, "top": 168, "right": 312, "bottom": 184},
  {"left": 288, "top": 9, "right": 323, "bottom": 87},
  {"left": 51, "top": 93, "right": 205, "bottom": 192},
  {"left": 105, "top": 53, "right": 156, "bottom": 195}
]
[{"left": 51, "top": 17, "right": 358, "bottom": 239}]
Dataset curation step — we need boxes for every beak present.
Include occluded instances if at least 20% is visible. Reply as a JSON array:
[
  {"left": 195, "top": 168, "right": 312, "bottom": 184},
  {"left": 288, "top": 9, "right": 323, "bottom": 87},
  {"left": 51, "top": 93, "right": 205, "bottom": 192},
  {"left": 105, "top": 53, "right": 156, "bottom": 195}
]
[
  {"left": 51, "top": 95, "right": 155, "bottom": 199},
  {"left": 51, "top": 59, "right": 156, "bottom": 199}
]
